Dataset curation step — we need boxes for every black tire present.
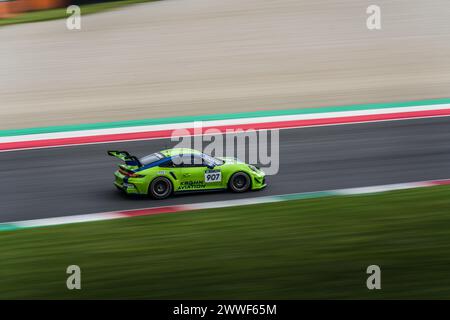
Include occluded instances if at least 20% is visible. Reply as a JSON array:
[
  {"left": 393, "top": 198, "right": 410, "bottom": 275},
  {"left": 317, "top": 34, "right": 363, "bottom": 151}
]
[
  {"left": 149, "top": 177, "right": 173, "bottom": 199},
  {"left": 228, "top": 172, "right": 251, "bottom": 193}
]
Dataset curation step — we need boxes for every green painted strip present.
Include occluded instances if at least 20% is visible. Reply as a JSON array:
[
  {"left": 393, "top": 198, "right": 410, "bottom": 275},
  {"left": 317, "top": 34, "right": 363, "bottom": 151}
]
[
  {"left": 2, "top": 97, "right": 450, "bottom": 137},
  {"left": 0, "top": 224, "right": 20, "bottom": 231},
  {"left": 275, "top": 191, "right": 336, "bottom": 201}
]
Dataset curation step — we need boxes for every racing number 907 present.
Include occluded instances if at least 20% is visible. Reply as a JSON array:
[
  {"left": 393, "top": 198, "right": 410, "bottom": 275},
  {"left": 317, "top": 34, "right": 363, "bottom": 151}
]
[{"left": 205, "top": 171, "right": 221, "bottom": 182}]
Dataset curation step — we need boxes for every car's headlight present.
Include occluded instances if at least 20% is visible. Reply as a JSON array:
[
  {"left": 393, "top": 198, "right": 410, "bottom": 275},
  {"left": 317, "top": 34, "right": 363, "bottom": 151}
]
[{"left": 248, "top": 165, "right": 260, "bottom": 173}]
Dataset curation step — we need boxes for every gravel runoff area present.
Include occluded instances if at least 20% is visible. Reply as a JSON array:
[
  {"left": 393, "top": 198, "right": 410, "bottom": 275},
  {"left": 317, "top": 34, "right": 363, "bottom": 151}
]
[{"left": 2, "top": 0, "right": 450, "bottom": 129}]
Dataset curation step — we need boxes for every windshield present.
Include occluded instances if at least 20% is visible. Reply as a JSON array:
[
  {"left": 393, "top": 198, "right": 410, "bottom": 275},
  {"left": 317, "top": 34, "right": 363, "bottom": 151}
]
[{"left": 139, "top": 152, "right": 165, "bottom": 166}]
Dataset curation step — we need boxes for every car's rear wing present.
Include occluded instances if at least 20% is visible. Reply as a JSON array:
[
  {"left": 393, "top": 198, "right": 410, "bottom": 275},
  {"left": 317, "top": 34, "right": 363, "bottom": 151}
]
[{"left": 107, "top": 151, "right": 142, "bottom": 167}]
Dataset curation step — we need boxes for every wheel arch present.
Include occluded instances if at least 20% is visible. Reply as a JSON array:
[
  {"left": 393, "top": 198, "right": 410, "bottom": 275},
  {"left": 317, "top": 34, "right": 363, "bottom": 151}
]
[
  {"left": 147, "top": 174, "right": 175, "bottom": 197},
  {"left": 227, "top": 170, "right": 253, "bottom": 190}
]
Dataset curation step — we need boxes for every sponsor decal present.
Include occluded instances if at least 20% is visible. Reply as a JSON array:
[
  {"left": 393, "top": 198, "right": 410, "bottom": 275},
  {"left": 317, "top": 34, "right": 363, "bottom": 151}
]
[{"left": 178, "top": 180, "right": 206, "bottom": 190}]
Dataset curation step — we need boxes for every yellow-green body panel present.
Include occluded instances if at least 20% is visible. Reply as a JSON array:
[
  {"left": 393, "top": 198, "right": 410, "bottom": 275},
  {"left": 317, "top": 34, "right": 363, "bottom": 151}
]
[{"left": 111, "top": 148, "right": 266, "bottom": 196}]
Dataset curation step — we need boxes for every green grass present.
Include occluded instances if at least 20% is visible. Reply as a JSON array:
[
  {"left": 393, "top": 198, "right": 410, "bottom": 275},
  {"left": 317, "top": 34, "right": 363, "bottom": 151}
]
[
  {"left": 0, "top": 0, "right": 157, "bottom": 27},
  {"left": 1, "top": 186, "right": 450, "bottom": 299}
]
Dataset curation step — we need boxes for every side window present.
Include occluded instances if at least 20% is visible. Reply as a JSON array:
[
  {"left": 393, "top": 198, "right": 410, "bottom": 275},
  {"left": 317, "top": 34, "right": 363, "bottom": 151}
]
[
  {"left": 202, "top": 155, "right": 214, "bottom": 167},
  {"left": 161, "top": 155, "right": 187, "bottom": 168},
  {"left": 180, "top": 155, "right": 193, "bottom": 167},
  {"left": 159, "top": 158, "right": 175, "bottom": 168},
  {"left": 176, "top": 154, "right": 204, "bottom": 167},
  {"left": 192, "top": 155, "right": 205, "bottom": 167},
  {"left": 170, "top": 155, "right": 192, "bottom": 167},
  {"left": 168, "top": 154, "right": 206, "bottom": 167}
]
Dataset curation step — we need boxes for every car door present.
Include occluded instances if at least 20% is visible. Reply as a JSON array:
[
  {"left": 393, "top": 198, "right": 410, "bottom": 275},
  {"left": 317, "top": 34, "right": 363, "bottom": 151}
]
[
  {"left": 178, "top": 154, "right": 207, "bottom": 191},
  {"left": 201, "top": 154, "right": 223, "bottom": 189}
]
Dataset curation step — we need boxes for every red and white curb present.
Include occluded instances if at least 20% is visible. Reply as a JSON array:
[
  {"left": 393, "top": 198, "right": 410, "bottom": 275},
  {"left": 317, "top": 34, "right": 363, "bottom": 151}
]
[
  {"left": 2, "top": 103, "right": 450, "bottom": 152},
  {"left": 1, "top": 178, "right": 449, "bottom": 232}
]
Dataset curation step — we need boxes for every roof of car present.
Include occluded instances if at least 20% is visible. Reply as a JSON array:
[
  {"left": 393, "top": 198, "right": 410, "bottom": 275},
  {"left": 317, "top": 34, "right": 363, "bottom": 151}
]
[{"left": 159, "top": 148, "right": 203, "bottom": 157}]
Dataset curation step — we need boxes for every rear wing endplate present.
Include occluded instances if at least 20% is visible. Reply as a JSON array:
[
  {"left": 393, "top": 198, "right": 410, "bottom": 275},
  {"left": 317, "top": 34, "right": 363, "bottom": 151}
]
[{"left": 107, "top": 151, "right": 142, "bottom": 167}]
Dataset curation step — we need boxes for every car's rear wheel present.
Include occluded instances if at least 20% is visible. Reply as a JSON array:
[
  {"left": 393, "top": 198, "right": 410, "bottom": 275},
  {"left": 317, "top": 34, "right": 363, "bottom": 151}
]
[
  {"left": 228, "top": 172, "right": 251, "bottom": 193},
  {"left": 149, "top": 177, "right": 173, "bottom": 199}
]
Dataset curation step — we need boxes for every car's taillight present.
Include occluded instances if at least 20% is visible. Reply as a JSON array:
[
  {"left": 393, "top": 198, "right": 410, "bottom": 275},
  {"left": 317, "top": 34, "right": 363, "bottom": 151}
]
[
  {"left": 129, "top": 173, "right": 145, "bottom": 178},
  {"left": 119, "top": 168, "right": 144, "bottom": 178}
]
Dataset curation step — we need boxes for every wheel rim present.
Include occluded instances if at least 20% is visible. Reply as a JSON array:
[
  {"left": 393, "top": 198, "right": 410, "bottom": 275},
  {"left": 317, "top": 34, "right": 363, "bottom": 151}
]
[
  {"left": 233, "top": 174, "right": 248, "bottom": 190},
  {"left": 154, "top": 180, "right": 169, "bottom": 196}
]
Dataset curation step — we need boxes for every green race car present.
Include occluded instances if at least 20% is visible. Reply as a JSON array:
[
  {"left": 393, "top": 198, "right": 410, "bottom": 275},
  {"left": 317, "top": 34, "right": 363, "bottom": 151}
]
[{"left": 108, "top": 148, "right": 266, "bottom": 199}]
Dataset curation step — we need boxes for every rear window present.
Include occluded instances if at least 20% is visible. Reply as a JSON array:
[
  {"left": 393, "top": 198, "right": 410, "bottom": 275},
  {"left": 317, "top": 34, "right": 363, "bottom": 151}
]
[{"left": 139, "top": 152, "right": 164, "bottom": 166}]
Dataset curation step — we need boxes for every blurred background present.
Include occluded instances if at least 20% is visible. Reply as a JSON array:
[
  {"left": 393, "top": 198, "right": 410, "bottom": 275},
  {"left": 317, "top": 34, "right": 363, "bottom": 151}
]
[
  {"left": 0, "top": 0, "right": 61, "bottom": 18},
  {"left": 0, "top": 0, "right": 113, "bottom": 18},
  {"left": 2, "top": 0, "right": 450, "bottom": 300},
  {"left": 2, "top": 0, "right": 450, "bottom": 129}
]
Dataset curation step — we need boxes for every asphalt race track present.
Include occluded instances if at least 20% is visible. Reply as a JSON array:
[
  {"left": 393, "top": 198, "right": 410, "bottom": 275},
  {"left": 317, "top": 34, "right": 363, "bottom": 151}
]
[{"left": 1, "top": 117, "right": 450, "bottom": 223}]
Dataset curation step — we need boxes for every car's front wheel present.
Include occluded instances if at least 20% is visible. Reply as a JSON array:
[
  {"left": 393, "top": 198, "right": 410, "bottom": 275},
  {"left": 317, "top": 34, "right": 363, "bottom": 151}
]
[
  {"left": 228, "top": 172, "right": 251, "bottom": 193},
  {"left": 149, "top": 177, "right": 173, "bottom": 199}
]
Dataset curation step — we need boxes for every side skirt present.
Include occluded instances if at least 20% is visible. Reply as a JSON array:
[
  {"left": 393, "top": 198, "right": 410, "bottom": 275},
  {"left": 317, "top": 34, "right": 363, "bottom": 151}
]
[{"left": 174, "top": 188, "right": 227, "bottom": 195}]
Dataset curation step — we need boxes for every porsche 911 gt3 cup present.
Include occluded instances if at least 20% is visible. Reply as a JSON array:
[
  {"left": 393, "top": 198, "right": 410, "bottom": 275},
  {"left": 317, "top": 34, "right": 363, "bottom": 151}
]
[{"left": 108, "top": 148, "right": 266, "bottom": 199}]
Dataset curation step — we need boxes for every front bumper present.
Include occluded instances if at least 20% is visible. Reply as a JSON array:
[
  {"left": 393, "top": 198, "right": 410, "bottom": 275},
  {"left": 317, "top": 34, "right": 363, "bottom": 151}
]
[{"left": 251, "top": 172, "right": 267, "bottom": 190}]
